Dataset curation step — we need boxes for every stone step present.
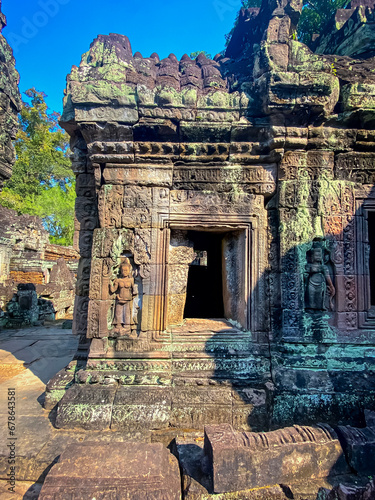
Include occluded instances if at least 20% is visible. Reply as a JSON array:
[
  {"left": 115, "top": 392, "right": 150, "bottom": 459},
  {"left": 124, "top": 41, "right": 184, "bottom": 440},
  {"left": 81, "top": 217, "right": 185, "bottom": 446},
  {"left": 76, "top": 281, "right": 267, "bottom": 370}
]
[{"left": 38, "top": 442, "right": 181, "bottom": 500}]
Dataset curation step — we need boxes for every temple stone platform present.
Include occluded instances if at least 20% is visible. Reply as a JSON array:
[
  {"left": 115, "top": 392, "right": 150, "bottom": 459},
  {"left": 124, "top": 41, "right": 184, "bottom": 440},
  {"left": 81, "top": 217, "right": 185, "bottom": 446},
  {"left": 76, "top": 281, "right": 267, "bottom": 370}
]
[
  {"left": 0, "top": 324, "right": 374, "bottom": 499},
  {"left": 0, "top": 323, "right": 173, "bottom": 498},
  {"left": 53, "top": 318, "right": 272, "bottom": 432}
]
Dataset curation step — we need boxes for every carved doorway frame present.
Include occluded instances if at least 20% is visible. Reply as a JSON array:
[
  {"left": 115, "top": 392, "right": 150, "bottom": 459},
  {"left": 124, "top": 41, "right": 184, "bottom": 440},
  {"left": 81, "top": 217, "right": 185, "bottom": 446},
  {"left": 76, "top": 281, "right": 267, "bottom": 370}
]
[
  {"left": 150, "top": 210, "right": 267, "bottom": 341},
  {"left": 356, "top": 196, "right": 375, "bottom": 328}
]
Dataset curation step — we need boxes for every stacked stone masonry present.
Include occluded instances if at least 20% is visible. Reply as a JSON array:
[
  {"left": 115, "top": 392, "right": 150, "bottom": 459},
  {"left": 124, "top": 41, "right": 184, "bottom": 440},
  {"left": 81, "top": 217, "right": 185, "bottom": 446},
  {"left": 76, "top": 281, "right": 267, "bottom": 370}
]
[
  {"left": 0, "top": 207, "right": 79, "bottom": 321},
  {"left": 0, "top": 3, "right": 79, "bottom": 324},
  {"left": 315, "top": 0, "right": 375, "bottom": 57},
  {"left": 53, "top": 0, "right": 375, "bottom": 433},
  {"left": 0, "top": 0, "right": 21, "bottom": 189}
]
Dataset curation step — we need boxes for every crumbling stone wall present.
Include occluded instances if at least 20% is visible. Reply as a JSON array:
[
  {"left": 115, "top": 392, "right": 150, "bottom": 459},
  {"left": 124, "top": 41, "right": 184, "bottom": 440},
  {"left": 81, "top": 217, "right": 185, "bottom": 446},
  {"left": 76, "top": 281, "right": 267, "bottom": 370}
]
[
  {"left": 0, "top": 0, "right": 21, "bottom": 190},
  {"left": 314, "top": 0, "right": 375, "bottom": 57},
  {"left": 53, "top": 0, "right": 375, "bottom": 433},
  {"left": 0, "top": 207, "right": 79, "bottom": 320}
]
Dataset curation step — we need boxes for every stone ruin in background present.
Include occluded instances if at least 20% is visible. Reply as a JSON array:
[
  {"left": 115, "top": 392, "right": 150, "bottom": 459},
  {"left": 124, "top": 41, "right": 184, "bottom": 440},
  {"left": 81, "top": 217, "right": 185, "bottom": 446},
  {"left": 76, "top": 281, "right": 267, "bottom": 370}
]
[
  {"left": 45, "top": 0, "right": 375, "bottom": 438},
  {"left": 314, "top": 0, "right": 375, "bottom": 57},
  {"left": 0, "top": 207, "right": 79, "bottom": 327},
  {"left": 0, "top": 3, "right": 79, "bottom": 328},
  {"left": 0, "top": 0, "right": 21, "bottom": 189}
]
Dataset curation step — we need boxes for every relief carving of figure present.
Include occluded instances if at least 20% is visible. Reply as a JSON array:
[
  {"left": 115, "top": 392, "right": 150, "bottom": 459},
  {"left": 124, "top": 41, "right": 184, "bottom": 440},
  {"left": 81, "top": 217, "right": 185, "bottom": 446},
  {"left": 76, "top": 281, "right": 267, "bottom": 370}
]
[
  {"left": 305, "top": 246, "right": 335, "bottom": 311},
  {"left": 110, "top": 258, "right": 138, "bottom": 337}
]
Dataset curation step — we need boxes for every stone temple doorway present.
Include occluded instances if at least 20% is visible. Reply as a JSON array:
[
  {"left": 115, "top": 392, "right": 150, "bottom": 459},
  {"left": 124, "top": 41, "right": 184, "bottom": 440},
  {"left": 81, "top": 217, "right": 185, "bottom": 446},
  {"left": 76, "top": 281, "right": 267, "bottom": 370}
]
[{"left": 167, "top": 227, "right": 248, "bottom": 329}]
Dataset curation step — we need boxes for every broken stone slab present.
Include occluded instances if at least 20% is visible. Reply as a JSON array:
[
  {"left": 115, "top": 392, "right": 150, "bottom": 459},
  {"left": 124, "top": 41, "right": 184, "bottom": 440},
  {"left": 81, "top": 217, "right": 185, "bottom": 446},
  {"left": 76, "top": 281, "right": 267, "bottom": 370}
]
[
  {"left": 204, "top": 423, "right": 349, "bottom": 494},
  {"left": 38, "top": 442, "right": 181, "bottom": 500},
  {"left": 0, "top": 480, "right": 42, "bottom": 499},
  {"left": 174, "top": 434, "right": 289, "bottom": 499},
  {"left": 0, "top": 416, "right": 55, "bottom": 482},
  {"left": 336, "top": 425, "right": 375, "bottom": 476}
]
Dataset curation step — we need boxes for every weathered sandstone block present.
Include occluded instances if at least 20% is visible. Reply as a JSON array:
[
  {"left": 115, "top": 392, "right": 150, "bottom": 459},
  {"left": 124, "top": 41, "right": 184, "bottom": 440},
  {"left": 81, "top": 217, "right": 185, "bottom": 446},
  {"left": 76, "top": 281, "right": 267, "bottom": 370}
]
[
  {"left": 337, "top": 425, "right": 375, "bottom": 476},
  {"left": 204, "top": 423, "right": 349, "bottom": 493},
  {"left": 39, "top": 442, "right": 181, "bottom": 500}
]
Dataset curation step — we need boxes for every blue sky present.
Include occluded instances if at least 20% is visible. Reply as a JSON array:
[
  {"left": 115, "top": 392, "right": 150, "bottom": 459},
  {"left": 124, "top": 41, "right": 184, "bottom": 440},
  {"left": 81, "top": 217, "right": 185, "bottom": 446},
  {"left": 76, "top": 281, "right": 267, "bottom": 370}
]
[{"left": 2, "top": 0, "right": 240, "bottom": 113}]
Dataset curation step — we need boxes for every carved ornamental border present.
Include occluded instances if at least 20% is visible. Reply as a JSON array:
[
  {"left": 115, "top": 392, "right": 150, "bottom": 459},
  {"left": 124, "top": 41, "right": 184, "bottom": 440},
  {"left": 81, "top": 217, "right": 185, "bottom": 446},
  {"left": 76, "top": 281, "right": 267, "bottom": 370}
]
[
  {"left": 355, "top": 195, "right": 375, "bottom": 328},
  {"left": 149, "top": 210, "right": 266, "bottom": 342}
]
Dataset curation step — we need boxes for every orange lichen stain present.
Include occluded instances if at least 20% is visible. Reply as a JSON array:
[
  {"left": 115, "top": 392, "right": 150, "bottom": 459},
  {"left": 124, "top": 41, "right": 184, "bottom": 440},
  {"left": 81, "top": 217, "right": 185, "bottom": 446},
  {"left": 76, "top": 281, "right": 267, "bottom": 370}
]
[{"left": 0, "top": 363, "right": 26, "bottom": 383}]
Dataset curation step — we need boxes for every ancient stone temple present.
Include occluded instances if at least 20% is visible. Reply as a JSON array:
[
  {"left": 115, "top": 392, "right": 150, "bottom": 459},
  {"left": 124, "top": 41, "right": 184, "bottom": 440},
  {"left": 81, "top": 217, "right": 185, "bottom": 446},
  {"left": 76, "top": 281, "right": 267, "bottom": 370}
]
[
  {"left": 54, "top": 0, "right": 375, "bottom": 433},
  {"left": 0, "top": 0, "right": 21, "bottom": 190},
  {"left": 0, "top": 2, "right": 80, "bottom": 327},
  {"left": 314, "top": 0, "right": 375, "bottom": 57},
  {"left": 0, "top": 207, "right": 79, "bottom": 324}
]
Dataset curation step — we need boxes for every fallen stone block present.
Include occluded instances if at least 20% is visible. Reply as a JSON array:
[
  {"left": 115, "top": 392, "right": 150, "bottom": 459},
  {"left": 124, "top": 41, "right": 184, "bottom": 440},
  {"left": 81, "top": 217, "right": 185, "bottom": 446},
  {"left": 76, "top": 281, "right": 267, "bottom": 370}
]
[
  {"left": 174, "top": 435, "right": 289, "bottom": 500},
  {"left": 317, "top": 479, "right": 375, "bottom": 500},
  {"left": 204, "top": 423, "right": 349, "bottom": 494},
  {"left": 39, "top": 442, "right": 181, "bottom": 499},
  {"left": 336, "top": 425, "right": 375, "bottom": 476}
]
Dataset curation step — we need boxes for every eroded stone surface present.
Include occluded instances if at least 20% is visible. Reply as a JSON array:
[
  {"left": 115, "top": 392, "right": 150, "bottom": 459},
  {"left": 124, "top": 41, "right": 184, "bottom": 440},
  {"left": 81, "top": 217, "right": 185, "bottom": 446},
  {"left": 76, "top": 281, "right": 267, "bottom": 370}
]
[
  {"left": 314, "top": 1, "right": 375, "bottom": 58},
  {"left": 0, "top": 1, "right": 21, "bottom": 190},
  {"left": 38, "top": 442, "right": 181, "bottom": 500},
  {"left": 204, "top": 423, "right": 349, "bottom": 493}
]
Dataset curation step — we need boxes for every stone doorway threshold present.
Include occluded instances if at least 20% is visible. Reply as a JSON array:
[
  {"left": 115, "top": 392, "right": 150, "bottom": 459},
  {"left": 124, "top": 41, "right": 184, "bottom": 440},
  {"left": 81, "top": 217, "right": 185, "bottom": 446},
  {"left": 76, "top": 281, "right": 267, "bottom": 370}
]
[{"left": 168, "top": 318, "right": 241, "bottom": 334}]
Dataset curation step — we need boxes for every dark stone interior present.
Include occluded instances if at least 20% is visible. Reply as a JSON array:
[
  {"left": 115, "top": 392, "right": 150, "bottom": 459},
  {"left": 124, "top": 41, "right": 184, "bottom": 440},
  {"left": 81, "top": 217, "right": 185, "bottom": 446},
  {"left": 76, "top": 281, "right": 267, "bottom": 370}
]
[{"left": 184, "top": 231, "right": 224, "bottom": 320}]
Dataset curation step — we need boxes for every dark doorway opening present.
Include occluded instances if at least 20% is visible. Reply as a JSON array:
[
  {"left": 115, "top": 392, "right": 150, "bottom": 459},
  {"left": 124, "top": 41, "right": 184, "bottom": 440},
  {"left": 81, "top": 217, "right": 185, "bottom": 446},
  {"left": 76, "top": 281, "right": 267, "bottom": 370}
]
[
  {"left": 369, "top": 212, "right": 375, "bottom": 306},
  {"left": 183, "top": 231, "right": 224, "bottom": 319}
]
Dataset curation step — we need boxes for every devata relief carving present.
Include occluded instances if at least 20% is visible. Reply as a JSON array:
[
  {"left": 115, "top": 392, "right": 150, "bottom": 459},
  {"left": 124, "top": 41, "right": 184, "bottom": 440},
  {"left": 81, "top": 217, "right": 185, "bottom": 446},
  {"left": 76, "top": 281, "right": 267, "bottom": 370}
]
[
  {"left": 51, "top": 0, "right": 375, "bottom": 433},
  {"left": 305, "top": 242, "right": 335, "bottom": 312},
  {"left": 110, "top": 257, "right": 139, "bottom": 338}
]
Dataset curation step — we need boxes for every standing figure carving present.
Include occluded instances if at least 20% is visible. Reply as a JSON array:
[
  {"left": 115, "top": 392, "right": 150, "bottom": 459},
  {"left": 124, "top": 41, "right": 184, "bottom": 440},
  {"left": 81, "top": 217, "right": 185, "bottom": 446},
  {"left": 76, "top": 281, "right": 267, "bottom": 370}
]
[
  {"left": 305, "top": 246, "right": 335, "bottom": 311},
  {"left": 110, "top": 259, "right": 138, "bottom": 337}
]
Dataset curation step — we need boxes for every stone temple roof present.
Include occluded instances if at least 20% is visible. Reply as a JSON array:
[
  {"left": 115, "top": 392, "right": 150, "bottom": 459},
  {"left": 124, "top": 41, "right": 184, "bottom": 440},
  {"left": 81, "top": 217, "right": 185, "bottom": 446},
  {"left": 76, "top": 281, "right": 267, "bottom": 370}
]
[
  {"left": 75, "top": 33, "right": 229, "bottom": 94},
  {"left": 61, "top": 0, "right": 375, "bottom": 132}
]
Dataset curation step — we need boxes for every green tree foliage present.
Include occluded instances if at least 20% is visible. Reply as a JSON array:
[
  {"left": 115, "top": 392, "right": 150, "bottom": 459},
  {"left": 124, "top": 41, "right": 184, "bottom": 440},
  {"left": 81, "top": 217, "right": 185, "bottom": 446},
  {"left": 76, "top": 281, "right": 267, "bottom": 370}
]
[
  {"left": 35, "top": 184, "right": 76, "bottom": 246},
  {"left": 190, "top": 50, "right": 212, "bottom": 59},
  {"left": 297, "top": 0, "right": 350, "bottom": 45},
  {"left": 0, "top": 88, "right": 75, "bottom": 246},
  {"left": 225, "top": 0, "right": 262, "bottom": 47}
]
